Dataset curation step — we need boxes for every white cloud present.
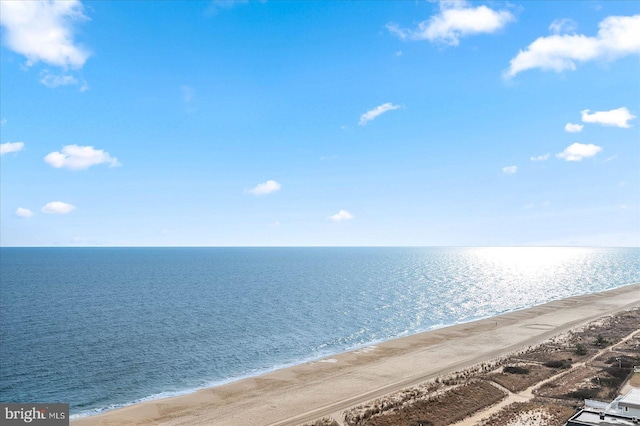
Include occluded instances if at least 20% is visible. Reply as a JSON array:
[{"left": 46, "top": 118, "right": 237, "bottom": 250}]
[
  {"left": 386, "top": 24, "right": 407, "bottom": 39},
  {"left": 0, "top": 141, "right": 25, "bottom": 156},
  {"left": 564, "top": 123, "right": 583, "bottom": 133},
  {"left": 205, "top": 0, "right": 249, "bottom": 16},
  {"left": 387, "top": 0, "right": 514, "bottom": 46},
  {"left": 502, "top": 165, "right": 517, "bottom": 174},
  {"left": 530, "top": 153, "right": 549, "bottom": 161},
  {"left": 505, "top": 14, "right": 640, "bottom": 78},
  {"left": 581, "top": 107, "right": 635, "bottom": 128},
  {"left": 549, "top": 18, "right": 578, "bottom": 35},
  {"left": 556, "top": 142, "right": 602, "bottom": 161},
  {"left": 1, "top": 118, "right": 6, "bottom": 126},
  {"left": 40, "top": 71, "right": 78, "bottom": 88},
  {"left": 0, "top": 0, "right": 90, "bottom": 69},
  {"left": 247, "top": 180, "right": 281, "bottom": 196},
  {"left": 42, "top": 201, "right": 76, "bottom": 214},
  {"left": 359, "top": 103, "right": 401, "bottom": 126},
  {"left": 15, "top": 207, "right": 33, "bottom": 218},
  {"left": 181, "top": 85, "right": 195, "bottom": 102},
  {"left": 329, "top": 209, "right": 354, "bottom": 222},
  {"left": 44, "top": 145, "right": 120, "bottom": 170}
]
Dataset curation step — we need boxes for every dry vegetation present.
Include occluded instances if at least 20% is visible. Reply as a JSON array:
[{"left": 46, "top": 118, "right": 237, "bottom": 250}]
[
  {"left": 536, "top": 352, "right": 638, "bottom": 401},
  {"left": 476, "top": 400, "right": 576, "bottom": 426},
  {"left": 345, "top": 381, "right": 505, "bottom": 426},
  {"left": 302, "top": 418, "right": 340, "bottom": 426},
  {"left": 334, "top": 307, "right": 640, "bottom": 426},
  {"left": 490, "top": 364, "right": 557, "bottom": 393}
]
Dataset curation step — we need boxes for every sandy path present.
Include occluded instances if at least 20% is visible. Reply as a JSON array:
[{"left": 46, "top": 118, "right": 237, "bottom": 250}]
[{"left": 73, "top": 283, "right": 640, "bottom": 426}]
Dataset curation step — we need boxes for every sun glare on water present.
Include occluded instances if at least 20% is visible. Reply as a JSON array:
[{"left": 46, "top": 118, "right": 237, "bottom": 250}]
[
  {"left": 469, "top": 247, "right": 588, "bottom": 275},
  {"left": 456, "top": 247, "right": 596, "bottom": 313}
]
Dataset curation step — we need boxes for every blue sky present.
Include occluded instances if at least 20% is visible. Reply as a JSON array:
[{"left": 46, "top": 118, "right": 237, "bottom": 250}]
[{"left": 1, "top": 0, "right": 638, "bottom": 247}]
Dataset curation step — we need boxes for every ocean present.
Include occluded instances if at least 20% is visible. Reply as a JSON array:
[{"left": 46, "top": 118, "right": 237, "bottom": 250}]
[{"left": 0, "top": 247, "right": 638, "bottom": 418}]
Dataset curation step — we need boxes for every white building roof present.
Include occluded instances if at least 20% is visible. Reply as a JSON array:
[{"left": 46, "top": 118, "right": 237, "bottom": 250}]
[
  {"left": 618, "top": 389, "right": 640, "bottom": 409},
  {"left": 569, "top": 410, "right": 638, "bottom": 425}
]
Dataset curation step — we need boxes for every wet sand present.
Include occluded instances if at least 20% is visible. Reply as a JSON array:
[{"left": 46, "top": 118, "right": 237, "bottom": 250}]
[{"left": 73, "top": 282, "right": 640, "bottom": 426}]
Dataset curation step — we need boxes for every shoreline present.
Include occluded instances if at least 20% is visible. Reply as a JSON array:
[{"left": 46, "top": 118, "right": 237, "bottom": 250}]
[
  {"left": 73, "top": 282, "right": 640, "bottom": 426},
  {"left": 68, "top": 302, "right": 553, "bottom": 420}
]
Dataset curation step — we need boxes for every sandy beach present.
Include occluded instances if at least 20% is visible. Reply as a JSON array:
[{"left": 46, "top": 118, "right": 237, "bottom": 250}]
[{"left": 73, "top": 282, "right": 640, "bottom": 426}]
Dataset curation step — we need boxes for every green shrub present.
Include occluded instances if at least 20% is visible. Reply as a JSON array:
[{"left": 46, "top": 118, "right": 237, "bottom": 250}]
[
  {"left": 605, "top": 367, "right": 632, "bottom": 380},
  {"left": 566, "top": 388, "right": 598, "bottom": 400},
  {"left": 574, "top": 344, "right": 588, "bottom": 356},
  {"left": 544, "top": 360, "right": 571, "bottom": 369},
  {"left": 503, "top": 366, "right": 530, "bottom": 375},
  {"left": 604, "top": 356, "right": 637, "bottom": 368},
  {"left": 594, "top": 334, "right": 610, "bottom": 347}
]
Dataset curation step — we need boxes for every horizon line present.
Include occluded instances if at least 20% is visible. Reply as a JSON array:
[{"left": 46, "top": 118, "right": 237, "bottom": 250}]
[{"left": 1, "top": 245, "right": 638, "bottom": 249}]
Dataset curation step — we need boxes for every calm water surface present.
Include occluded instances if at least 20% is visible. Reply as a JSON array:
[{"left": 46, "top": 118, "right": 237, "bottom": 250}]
[{"left": 0, "top": 247, "right": 638, "bottom": 417}]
